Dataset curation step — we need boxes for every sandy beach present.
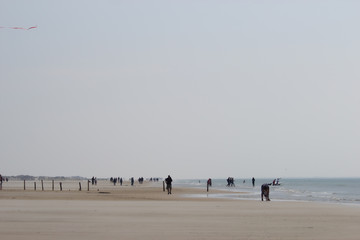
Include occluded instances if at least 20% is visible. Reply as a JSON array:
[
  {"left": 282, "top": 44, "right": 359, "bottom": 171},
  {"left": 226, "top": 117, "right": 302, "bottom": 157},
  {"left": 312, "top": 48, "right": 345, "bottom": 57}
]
[{"left": 1, "top": 182, "right": 360, "bottom": 240}]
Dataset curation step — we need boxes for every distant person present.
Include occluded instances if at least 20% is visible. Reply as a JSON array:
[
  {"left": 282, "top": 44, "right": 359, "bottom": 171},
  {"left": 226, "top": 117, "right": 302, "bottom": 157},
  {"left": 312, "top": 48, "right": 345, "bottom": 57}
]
[
  {"left": 252, "top": 177, "right": 255, "bottom": 187},
  {"left": 131, "top": 177, "right": 134, "bottom": 186},
  {"left": 165, "top": 175, "right": 173, "bottom": 194},
  {"left": 261, "top": 183, "right": 270, "bottom": 201},
  {"left": 207, "top": 178, "right": 212, "bottom": 187},
  {"left": 91, "top": 176, "right": 95, "bottom": 185},
  {"left": 226, "top": 177, "right": 235, "bottom": 187}
]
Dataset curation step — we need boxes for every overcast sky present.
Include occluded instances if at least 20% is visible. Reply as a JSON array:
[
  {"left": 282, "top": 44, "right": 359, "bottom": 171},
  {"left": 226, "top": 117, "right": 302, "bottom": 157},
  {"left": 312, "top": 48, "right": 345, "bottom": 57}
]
[{"left": 1, "top": 0, "right": 359, "bottom": 179}]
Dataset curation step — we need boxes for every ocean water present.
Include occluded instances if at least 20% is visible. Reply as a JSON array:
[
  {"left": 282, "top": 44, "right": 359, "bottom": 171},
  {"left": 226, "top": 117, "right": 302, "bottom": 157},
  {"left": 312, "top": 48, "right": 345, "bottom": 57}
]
[{"left": 173, "top": 178, "right": 360, "bottom": 205}]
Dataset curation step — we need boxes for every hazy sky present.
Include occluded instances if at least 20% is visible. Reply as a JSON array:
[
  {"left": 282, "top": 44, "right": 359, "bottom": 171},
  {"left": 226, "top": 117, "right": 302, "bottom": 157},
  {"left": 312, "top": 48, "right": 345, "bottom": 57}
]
[{"left": 1, "top": 0, "right": 359, "bottom": 179}]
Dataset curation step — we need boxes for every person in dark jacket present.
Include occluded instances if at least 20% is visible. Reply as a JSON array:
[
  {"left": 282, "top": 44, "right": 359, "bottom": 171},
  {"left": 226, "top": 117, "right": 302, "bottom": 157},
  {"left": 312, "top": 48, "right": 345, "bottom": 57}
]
[
  {"left": 165, "top": 175, "right": 173, "bottom": 194},
  {"left": 261, "top": 183, "right": 270, "bottom": 201}
]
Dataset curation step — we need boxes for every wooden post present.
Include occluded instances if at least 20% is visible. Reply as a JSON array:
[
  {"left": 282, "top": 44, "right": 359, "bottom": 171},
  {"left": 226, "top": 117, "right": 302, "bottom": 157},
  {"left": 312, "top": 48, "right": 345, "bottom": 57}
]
[
  {"left": 52, "top": 180, "right": 54, "bottom": 191},
  {"left": 24, "top": 180, "right": 26, "bottom": 190},
  {"left": 79, "top": 182, "right": 82, "bottom": 191},
  {"left": 87, "top": 180, "right": 90, "bottom": 191},
  {"left": 41, "top": 180, "right": 44, "bottom": 191},
  {"left": 60, "top": 182, "right": 62, "bottom": 191},
  {"left": 34, "top": 182, "right": 36, "bottom": 191},
  {"left": 163, "top": 181, "right": 165, "bottom": 192}
]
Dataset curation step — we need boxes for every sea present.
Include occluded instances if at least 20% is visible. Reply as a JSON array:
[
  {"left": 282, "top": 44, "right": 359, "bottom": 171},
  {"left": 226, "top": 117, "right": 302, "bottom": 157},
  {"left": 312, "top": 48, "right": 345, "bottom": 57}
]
[{"left": 173, "top": 178, "right": 360, "bottom": 206}]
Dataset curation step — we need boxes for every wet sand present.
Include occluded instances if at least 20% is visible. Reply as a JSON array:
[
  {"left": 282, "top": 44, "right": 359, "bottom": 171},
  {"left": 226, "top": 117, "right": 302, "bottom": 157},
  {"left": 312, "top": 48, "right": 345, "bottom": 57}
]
[{"left": 1, "top": 182, "right": 360, "bottom": 240}]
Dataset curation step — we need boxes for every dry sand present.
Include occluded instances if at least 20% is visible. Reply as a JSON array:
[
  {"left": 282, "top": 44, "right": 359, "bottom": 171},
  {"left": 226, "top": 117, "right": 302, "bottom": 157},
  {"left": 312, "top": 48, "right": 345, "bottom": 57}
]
[{"left": 1, "top": 182, "right": 360, "bottom": 240}]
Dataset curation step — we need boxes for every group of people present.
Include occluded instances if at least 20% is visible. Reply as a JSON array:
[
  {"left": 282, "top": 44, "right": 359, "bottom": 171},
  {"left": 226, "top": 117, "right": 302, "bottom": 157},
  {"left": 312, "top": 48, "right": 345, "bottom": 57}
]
[
  {"left": 91, "top": 176, "right": 98, "bottom": 185},
  {"left": 107, "top": 177, "right": 164, "bottom": 186},
  {"left": 272, "top": 178, "right": 280, "bottom": 186},
  {"left": 106, "top": 177, "right": 163, "bottom": 186},
  {"left": 109, "top": 177, "right": 123, "bottom": 185},
  {"left": 108, "top": 177, "right": 146, "bottom": 186},
  {"left": 149, "top": 178, "right": 160, "bottom": 182},
  {"left": 226, "top": 177, "right": 235, "bottom": 187}
]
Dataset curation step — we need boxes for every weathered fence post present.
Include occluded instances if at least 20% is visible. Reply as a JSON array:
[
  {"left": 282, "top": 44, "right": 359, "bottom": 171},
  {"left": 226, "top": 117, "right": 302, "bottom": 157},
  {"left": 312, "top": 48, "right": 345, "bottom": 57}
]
[
  {"left": 41, "top": 180, "right": 44, "bottom": 191},
  {"left": 79, "top": 182, "right": 82, "bottom": 191},
  {"left": 34, "top": 182, "right": 36, "bottom": 191},
  {"left": 24, "top": 180, "right": 26, "bottom": 190},
  {"left": 52, "top": 180, "right": 54, "bottom": 191},
  {"left": 60, "top": 182, "right": 62, "bottom": 191}
]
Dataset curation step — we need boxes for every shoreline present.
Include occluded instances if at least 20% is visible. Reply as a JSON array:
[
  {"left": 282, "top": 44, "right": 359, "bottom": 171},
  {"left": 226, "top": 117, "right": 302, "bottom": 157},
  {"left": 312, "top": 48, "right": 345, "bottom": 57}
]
[{"left": 1, "top": 181, "right": 359, "bottom": 207}]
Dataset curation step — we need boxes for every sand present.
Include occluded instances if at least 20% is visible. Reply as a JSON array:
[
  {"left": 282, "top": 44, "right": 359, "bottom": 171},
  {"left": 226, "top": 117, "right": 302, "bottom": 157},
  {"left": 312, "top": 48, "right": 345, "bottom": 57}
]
[{"left": 1, "top": 182, "right": 360, "bottom": 240}]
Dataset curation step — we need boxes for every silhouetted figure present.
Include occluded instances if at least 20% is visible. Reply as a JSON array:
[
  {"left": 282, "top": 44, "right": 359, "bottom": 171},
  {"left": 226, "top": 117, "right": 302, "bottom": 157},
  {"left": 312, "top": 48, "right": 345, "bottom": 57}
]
[
  {"left": 165, "top": 175, "right": 173, "bottom": 194},
  {"left": 252, "top": 177, "right": 255, "bottom": 187},
  {"left": 91, "top": 176, "right": 95, "bottom": 185},
  {"left": 226, "top": 177, "right": 235, "bottom": 187}
]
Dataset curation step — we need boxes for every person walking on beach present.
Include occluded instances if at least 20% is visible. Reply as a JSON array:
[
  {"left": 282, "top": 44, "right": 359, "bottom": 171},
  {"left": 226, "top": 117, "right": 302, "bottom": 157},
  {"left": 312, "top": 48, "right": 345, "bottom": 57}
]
[
  {"left": 261, "top": 183, "right": 270, "bottom": 201},
  {"left": 165, "top": 175, "right": 173, "bottom": 194},
  {"left": 252, "top": 177, "right": 255, "bottom": 187}
]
